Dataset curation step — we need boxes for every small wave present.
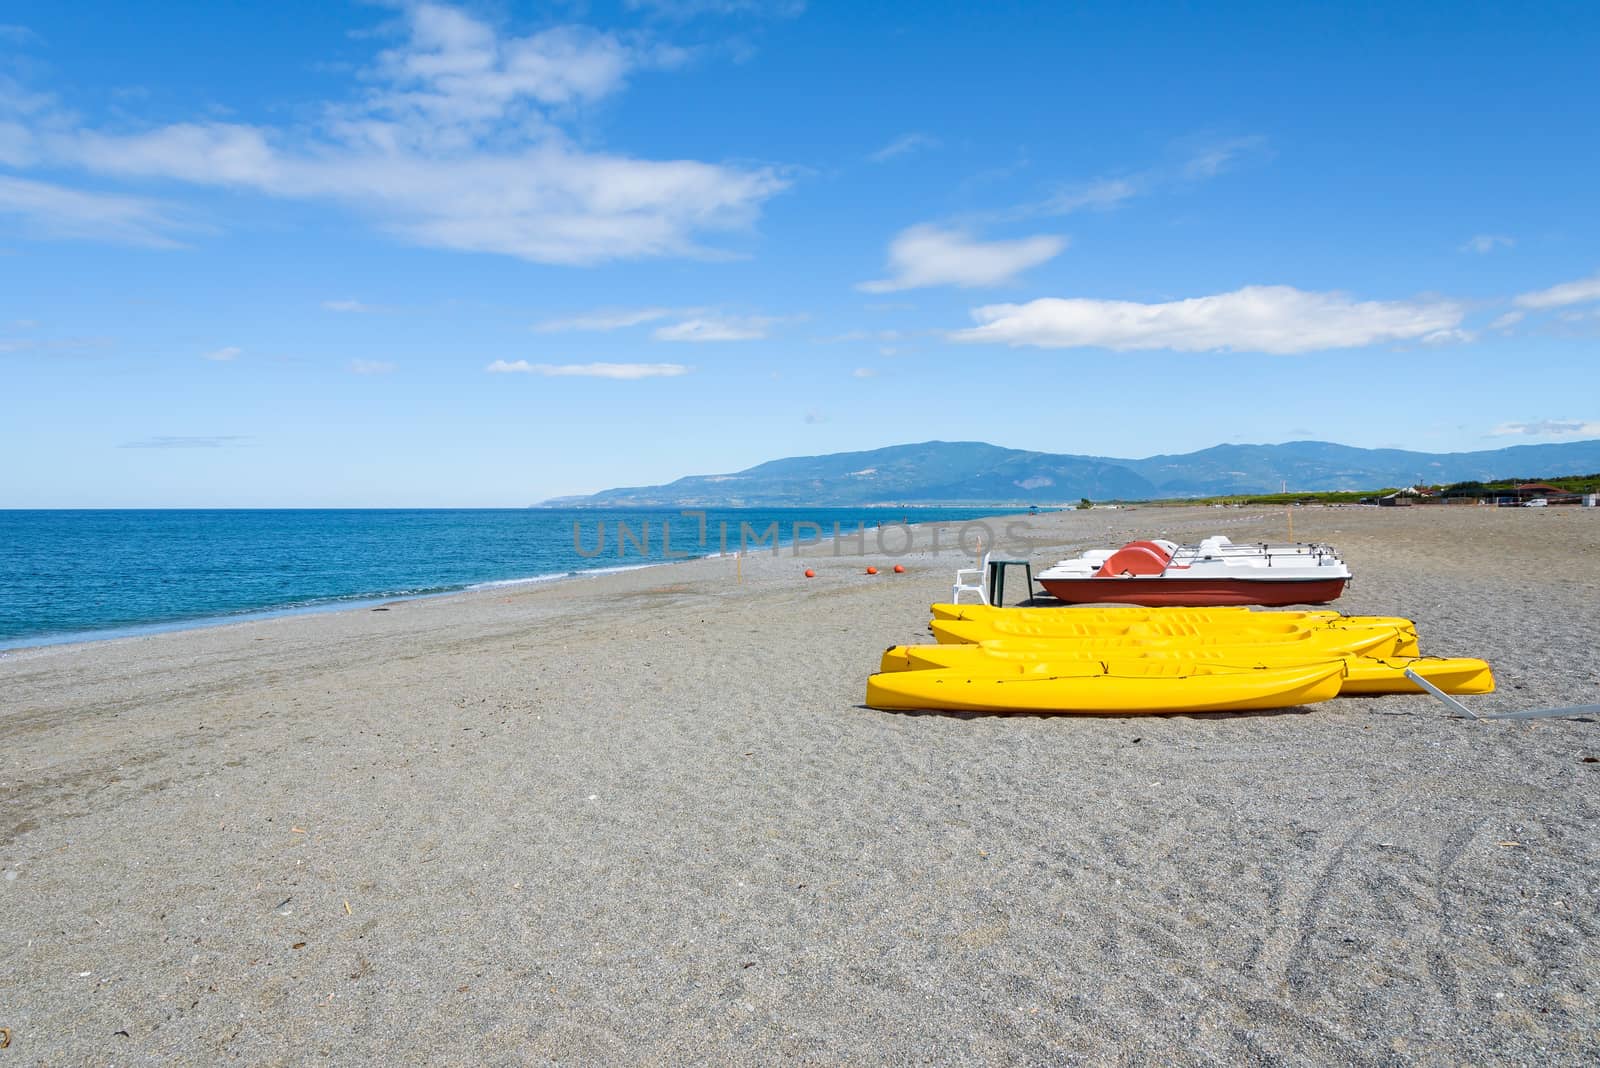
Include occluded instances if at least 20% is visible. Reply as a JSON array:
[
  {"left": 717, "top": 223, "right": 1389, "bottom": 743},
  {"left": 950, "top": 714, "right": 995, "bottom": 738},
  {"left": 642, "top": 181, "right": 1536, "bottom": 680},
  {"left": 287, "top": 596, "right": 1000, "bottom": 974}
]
[{"left": 465, "top": 572, "right": 572, "bottom": 591}]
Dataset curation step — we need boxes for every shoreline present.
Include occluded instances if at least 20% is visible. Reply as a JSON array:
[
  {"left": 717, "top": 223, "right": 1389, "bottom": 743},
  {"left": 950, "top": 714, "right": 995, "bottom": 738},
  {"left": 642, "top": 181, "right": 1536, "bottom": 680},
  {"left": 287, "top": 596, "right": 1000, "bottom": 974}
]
[
  {"left": 0, "top": 508, "right": 1038, "bottom": 656},
  {"left": 0, "top": 561, "right": 669, "bottom": 656}
]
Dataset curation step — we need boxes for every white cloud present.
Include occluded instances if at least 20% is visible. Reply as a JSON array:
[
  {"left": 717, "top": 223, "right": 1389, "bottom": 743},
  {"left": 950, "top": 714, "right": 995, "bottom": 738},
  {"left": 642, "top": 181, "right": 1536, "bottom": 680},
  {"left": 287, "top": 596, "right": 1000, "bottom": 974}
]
[
  {"left": 534, "top": 307, "right": 676, "bottom": 332},
  {"left": 1420, "top": 327, "right": 1476, "bottom": 345},
  {"left": 534, "top": 306, "right": 778, "bottom": 339},
  {"left": 1460, "top": 234, "right": 1514, "bottom": 254},
  {"left": 858, "top": 224, "right": 1064, "bottom": 293},
  {"left": 1042, "top": 178, "right": 1138, "bottom": 214},
  {"left": 2, "top": 3, "right": 787, "bottom": 263},
  {"left": 0, "top": 333, "right": 111, "bottom": 355},
  {"left": 486, "top": 359, "right": 689, "bottom": 378},
  {"left": 652, "top": 314, "right": 772, "bottom": 341},
  {"left": 851, "top": 367, "right": 875, "bottom": 378},
  {"left": 120, "top": 435, "right": 249, "bottom": 449},
  {"left": 0, "top": 174, "right": 187, "bottom": 247},
  {"left": 366, "top": 11, "right": 632, "bottom": 132},
  {"left": 1514, "top": 272, "right": 1600, "bottom": 309},
  {"left": 869, "top": 133, "right": 938, "bottom": 163},
  {"left": 323, "top": 299, "right": 380, "bottom": 313},
  {"left": 203, "top": 346, "right": 242, "bottom": 361},
  {"left": 1489, "top": 310, "right": 1525, "bottom": 331},
  {"left": 1490, "top": 419, "right": 1600, "bottom": 437},
  {"left": 816, "top": 329, "right": 900, "bottom": 343},
  {"left": 350, "top": 359, "right": 396, "bottom": 374},
  {"left": 951, "top": 285, "right": 1465, "bottom": 355},
  {"left": 1180, "top": 136, "right": 1266, "bottom": 179},
  {"left": 625, "top": 0, "right": 806, "bottom": 17},
  {"left": 1027, "top": 137, "right": 1267, "bottom": 218}
]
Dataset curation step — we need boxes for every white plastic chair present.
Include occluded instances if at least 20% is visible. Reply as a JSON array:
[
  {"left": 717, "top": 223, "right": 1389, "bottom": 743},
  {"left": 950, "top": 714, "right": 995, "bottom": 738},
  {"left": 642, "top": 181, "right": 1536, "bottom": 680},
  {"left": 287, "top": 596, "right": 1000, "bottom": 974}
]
[{"left": 952, "top": 552, "right": 990, "bottom": 605}]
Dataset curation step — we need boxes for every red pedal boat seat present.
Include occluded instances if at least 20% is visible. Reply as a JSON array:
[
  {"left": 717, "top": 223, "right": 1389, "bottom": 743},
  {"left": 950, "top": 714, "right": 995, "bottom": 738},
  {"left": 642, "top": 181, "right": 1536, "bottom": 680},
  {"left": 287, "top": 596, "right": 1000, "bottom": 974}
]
[{"left": 1095, "top": 542, "right": 1172, "bottom": 577}]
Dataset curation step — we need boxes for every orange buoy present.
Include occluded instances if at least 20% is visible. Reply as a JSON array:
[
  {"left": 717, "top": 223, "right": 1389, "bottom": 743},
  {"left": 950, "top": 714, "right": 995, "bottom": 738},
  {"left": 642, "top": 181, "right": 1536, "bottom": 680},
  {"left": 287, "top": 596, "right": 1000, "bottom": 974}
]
[
  {"left": 892, "top": 564, "right": 905, "bottom": 573},
  {"left": 804, "top": 569, "right": 815, "bottom": 578},
  {"left": 865, "top": 566, "right": 878, "bottom": 575}
]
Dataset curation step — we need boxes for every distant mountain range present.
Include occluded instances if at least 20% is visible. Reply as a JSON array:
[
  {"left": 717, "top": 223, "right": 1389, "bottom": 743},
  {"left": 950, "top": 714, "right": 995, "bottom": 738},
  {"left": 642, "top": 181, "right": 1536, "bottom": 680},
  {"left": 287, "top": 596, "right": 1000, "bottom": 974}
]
[{"left": 540, "top": 439, "right": 1600, "bottom": 507}]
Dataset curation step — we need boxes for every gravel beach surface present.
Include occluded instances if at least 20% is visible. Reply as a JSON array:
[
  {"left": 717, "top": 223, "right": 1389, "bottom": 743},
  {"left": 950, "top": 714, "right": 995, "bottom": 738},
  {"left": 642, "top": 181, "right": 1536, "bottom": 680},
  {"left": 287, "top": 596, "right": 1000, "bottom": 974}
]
[{"left": 2, "top": 505, "right": 1597, "bottom": 1064}]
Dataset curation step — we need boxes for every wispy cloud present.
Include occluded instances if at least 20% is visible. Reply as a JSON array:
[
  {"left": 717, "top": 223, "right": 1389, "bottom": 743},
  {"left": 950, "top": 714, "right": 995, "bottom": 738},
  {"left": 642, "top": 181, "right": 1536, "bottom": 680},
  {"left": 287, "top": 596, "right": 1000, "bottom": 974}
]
[
  {"left": 1490, "top": 419, "right": 1600, "bottom": 437},
  {"left": 203, "top": 346, "right": 242, "bottom": 361},
  {"left": 0, "top": 174, "right": 189, "bottom": 247},
  {"left": 323, "top": 299, "right": 383, "bottom": 314},
  {"left": 625, "top": 0, "right": 806, "bottom": 17},
  {"left": 1513, "top": 271, "right": 1600, "bottom": 309},
  {"left": 652, "top": 314, "right": 774, "bottom": 341},
  {"left": 120, "top": 435, "right": 250, "bottom": 449},
  {"left": 533, "top": 306, "right": 778, "bottom": 339},
  {"left": 869, "top": 132, "right": 939, "bottom": 163},
  {"left": 1460, "top": 234, "right": 1514, "bottom": 254},
  {"left": 851, "top": 367, "right": 875, "bottom": 378},
  {"left": 534, "top": 307, "right": 677, "bottom": 332},
  {"left": 951, "top": 285, "right": 1464, "bottom": 355},
  {"left": 350, "top": 359, "right": 396, "bottom": 374},
  {"left": 0, "top": 334, "right": 114, "bottom": 355},
  {"left": 1024, "top": 136, "right": 1267, "bottom": 218},
  {"left": 1040, "top": 178, "right": 1138, "bottom": 214},
  {"left": 2, "top": 3, "right": 788, "bottom": 263},
  {"left": 486, "top": 360, "right": 689, "bottom": 378},
  {"left": 1489, "top": 310, "right": 1525, "bottom": 331},
  {"left": 858, "top": 224, "right": 1064, "bottom": 292},
  {"left": 815, "top": 329, "right": 900, "bottom": 343},
  {"left": 1179, "top": 136, "right": 1266, "bottom": 179}
]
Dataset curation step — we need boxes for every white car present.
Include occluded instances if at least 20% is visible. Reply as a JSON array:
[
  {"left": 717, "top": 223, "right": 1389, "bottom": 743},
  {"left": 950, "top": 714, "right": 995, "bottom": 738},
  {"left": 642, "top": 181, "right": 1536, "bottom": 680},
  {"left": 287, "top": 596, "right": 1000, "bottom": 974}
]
[{"left": 1525, "top": 498, "right": 1548, "bottom": 507}]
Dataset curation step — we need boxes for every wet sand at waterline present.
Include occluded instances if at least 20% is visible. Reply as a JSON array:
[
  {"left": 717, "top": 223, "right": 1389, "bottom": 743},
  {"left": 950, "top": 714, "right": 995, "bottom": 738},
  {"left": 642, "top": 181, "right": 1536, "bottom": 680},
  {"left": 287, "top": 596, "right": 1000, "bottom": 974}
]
[{"left": 2, "top": 505, "right": 1596, "bottom": 1063}]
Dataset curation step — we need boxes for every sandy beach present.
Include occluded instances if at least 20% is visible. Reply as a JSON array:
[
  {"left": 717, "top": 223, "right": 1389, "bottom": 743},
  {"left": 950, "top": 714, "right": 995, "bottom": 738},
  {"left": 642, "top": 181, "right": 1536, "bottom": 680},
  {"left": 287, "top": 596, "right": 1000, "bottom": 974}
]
[{"left": 2, "top": 504, "right": 1596, "bottom": 1064}]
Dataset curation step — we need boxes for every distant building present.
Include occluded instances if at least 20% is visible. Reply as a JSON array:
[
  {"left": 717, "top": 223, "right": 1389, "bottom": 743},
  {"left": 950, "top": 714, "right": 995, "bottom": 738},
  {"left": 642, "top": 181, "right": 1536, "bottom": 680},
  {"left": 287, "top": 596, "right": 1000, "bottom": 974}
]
[
  {"left": 1514, "top": 482, "right": 1565, "bottom": 499},
  {"left": 1378, "top": 489, "right": 1416, "bottom": 507}
]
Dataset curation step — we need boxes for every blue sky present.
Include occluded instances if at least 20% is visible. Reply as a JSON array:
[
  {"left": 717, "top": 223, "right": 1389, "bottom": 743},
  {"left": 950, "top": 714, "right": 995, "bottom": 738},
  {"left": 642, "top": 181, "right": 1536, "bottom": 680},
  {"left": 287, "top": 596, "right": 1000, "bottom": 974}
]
[{"left": 2, "top": 0, "right": 1597, "bottom": 506}]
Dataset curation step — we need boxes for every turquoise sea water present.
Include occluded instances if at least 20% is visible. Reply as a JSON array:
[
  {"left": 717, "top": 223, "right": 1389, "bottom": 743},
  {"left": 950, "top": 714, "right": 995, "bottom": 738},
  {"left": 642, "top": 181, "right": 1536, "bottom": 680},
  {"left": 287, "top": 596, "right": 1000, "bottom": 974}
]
[{"left": 0, "top": 508, "right": 1025, "bottom": 649}]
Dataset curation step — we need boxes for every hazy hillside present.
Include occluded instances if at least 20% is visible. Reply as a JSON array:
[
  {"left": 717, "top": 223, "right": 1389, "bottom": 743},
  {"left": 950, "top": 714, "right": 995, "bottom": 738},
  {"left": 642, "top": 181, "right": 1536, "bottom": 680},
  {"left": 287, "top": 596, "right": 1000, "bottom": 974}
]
[{"left": 541, "top": 439, "right": 1600, "bottom": 506}]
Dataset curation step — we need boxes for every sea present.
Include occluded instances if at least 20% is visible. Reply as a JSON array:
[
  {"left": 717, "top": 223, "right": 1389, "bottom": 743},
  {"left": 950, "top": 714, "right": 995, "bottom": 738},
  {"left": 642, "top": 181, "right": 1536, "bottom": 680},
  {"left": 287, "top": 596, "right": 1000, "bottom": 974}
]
[{"left": 0, "top": 507, "right": 1029, "bottom": 650}]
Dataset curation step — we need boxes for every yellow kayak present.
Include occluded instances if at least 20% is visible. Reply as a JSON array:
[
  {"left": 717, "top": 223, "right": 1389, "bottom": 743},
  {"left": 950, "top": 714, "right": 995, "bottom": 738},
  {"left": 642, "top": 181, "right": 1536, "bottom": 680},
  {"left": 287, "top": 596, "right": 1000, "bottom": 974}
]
[
  {"left": 930, "top": 603, "right": 1413, "bottom": 632},
  {"left": 929, "top": 614, "right": 1413, "bottom": 641},
  {"left": 930, "top": 603, "right": 1420, "bottom": 645},
  {"left": 865, "top": 660, "right": 1345, "bottom": 713},
  {"left": 929, "top": 618, "right": 1415, "bottom": 656},
  {"left": 878, "top": 644, "right": 1494, "bottom": 696},
  {"left": 1338, "top": 656, "right": 1495, "bottom": 695}
]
